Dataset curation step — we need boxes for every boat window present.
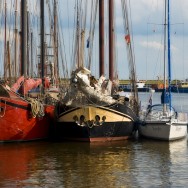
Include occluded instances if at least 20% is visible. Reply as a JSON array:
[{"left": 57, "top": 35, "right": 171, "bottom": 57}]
[
  {"left": 95, "top": 115, "right": 100, "bottom": 122},
  {"left": 80, "top": 115, "right": 85, "bottom": 122},
  {"left": 102, "top": 116, "right": 106, "bottom": 121},
  {"left": 73, "top": 115, "right": 78, "bottom": 121}
]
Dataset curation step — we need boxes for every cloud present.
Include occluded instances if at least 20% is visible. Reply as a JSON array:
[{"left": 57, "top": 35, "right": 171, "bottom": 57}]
[
  {"left": 140, "top": 40, "right": 177, "bottom": 51},
  {"left": 141, "top": 40, "right": 163, "bottom": 50}
]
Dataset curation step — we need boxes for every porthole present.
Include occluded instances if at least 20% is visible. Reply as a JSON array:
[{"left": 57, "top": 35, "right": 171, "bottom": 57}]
[
  {"left": 80, "top": 115, "right": 85, "bottom": 122},
  {"left": 102, "top": 116, "right": 106, "bottom": 121},
  {"left": 95, "top": 115, "right": 100, "bottom": 122},
  {"left": 73, "top": 115, "right": 78, "bottom": 121}
]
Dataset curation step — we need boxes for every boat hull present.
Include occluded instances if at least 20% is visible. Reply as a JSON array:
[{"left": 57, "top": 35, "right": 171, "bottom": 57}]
[
  {"left": 123, "top": 88, "right": 151, "bottom": 92},
  {"left": 171, "top": 87, "right": 188, "bottom": 93},
  {"left": 0, "top": 97, "right": 54, "bottom": 142},
  {"left": 54, "top": 103, "right": 137, "bottom": 142},
  {"left": 138, "top": 121, "right": 187, "bottom": 141}
]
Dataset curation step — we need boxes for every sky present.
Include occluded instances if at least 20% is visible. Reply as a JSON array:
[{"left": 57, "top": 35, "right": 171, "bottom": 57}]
[
  {"left": 0, "top": 0, "right": 188, "bottom": 81},
  {"left": 58, "top": 0, "right": 188, "bottom": 80},
  {"left": 122, "top": 0, "right": 188, "bottom": 80}
]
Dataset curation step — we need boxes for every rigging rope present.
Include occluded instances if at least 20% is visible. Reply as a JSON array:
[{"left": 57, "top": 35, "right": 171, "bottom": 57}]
[
  {"left": 87, "top": 0, "right": 98, "bottom": 70},
  {"left": 27, "top": 97, "right": 45, "bottom": 118}
]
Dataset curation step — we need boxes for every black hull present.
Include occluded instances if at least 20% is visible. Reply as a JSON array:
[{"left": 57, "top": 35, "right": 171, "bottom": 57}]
[
  {"left": 53, "top": 103, "right": 138, "bottom": 142},
  {"left": 53, "top": 121, "right": 135, "bottom": 142},
  {"left": 171, "top": 87, "right": 188, "bottom": 93},
  {"left": 123, "top": 88, "right": 151, "bottom": 92}
]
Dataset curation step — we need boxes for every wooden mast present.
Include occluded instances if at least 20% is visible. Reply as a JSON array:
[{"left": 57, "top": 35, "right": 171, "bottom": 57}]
[
  {"left": 109, "top": 0, "right": 114, "bottom": 81},
  {"left": 31, "top": 32, "right": 33, "bottom": 77},
  {"left": 99, "top": 0, "right": 104, "bottom": 76},
  {"left": 27, "top": 11, "right": 30, "bottom": 76},
  {"left": 41, "top": 0, "right": 45, "bottom": 92},
  {"left": 21, "top": 0, "right": 27, "bottom": 77},
  {"left": 14, "top": 0, "right": 18, "bottom": 81},
  {"left": 54, "top": 0, "right": 58, "bottom": 83},
  {"left": 4, "top": 1, "right": 7, "bottom": 79}
]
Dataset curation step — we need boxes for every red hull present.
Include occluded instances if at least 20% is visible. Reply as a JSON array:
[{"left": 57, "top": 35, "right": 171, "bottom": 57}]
[{"left": 0, "top": 89, "right": 54, "bottom": 142}]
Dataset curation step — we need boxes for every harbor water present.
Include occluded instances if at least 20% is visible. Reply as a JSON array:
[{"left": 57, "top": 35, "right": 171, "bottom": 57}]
[{"left": 0, "top": 92, "right": 188, "bottom": 188}]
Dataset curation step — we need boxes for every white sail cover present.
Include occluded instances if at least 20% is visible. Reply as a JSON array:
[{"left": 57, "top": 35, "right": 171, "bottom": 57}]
[{"left": 62, "top": 67, "right": 116, "bottom": 106}]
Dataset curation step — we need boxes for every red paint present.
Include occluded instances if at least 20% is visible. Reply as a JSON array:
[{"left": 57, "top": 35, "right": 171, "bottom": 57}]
[
  {"left": 62, "top": 136, "right": 129, "bottom": 142},
  {"left": 0, "top": 87, "right": 54, "bottom": 142}
]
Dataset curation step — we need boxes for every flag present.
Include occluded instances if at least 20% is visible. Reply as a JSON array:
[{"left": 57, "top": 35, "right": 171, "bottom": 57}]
[{"left": 125, "top": 34, "right": 130, "bottom": 44}]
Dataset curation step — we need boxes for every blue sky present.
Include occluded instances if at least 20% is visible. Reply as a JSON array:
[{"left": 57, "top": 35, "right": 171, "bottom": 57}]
[
  {"left": 127, "top": 0, "right": 188, "bottom": 80},
  {"left": 59, "top": 0, "right": 188, "bottom": 80},
  {"left": 0, "top": 0, "right": 188, "bottom": 81}
]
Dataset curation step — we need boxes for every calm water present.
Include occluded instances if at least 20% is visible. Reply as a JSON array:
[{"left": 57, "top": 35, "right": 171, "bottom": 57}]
[{"left": 0, "top": 92, "right": 188, "bottom": 188}]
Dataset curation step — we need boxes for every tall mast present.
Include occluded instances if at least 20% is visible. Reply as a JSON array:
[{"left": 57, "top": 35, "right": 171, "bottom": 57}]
[
  {"left": 167, "top": 0, "right": 171, "bottom": 109},
  {"left": 27, "top": 11, "right": 30, "bottom": 76},
  {"left": 14, "top": 0, "right": 18, "bottom": 80},
  {"left": 31, "top": 31, "right": 33, "bottom": 77},
  {"left": 164, "top": 0, "right": 167, "bottom": 93},
  {"left": 109, "top": 0, "right": 114, "bottom": 81},
  {"left": 99, "top": 0, "right": 104, "bottom": 76},
  {"left": 162, "top": 0, "right": 169, "bottom": 113},
  {"left": 21, "top": 0, "right": 27, "bottom": 77},
  {"left": 54, "top": 0, "right": 58, "bottom": 82},
  {"left": 41, "top": 0, "right": 45, "bottom": 91},
  {"left": 76, "top": 2, "right": 80, "bottom": 68},
  {"left": 4, "top": 1, "right": 7, "bottom": 79}
]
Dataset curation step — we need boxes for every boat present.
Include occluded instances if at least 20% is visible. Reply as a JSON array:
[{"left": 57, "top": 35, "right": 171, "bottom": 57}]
[
  {"left": 54, "top": 0, "right": 139, "bottom": 142},
  {"left": 138, "top": 0, "right": 187, "bottom": 141},
  {"left": 171, "top": 81, "right": 188, "bottom": 93},
  {"left": 123, "top": 80, "right": 154, "bottom": 92},
  {"left": 0, "top": 83, "right": 54, "bottom": 142},
  {"left": 0, "top": 0, "right": 54, "bottom": 142}
]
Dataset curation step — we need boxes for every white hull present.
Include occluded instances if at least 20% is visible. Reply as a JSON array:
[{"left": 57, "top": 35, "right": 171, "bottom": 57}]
[{"left": 139, "top": 121, "right": 187, "bottom": 141}]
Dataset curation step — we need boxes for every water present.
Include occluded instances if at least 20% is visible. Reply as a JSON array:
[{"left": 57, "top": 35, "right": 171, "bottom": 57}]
[{"left": 0, "top": 92, "right": 188, "bottom": 188}]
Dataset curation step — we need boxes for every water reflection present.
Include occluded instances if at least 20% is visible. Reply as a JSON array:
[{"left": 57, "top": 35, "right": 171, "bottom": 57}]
[
  {"left": 50, "top": 141, "right": 134, "bottom": 188},
  {"left": 133, "top": 137, "right": 188, "bottom": 187},
  {"left": 0, "top": 138, "right": 187, "bottom": 187},
  {"left": 0, "top": 143, "right": 38, "bottom": 187}
]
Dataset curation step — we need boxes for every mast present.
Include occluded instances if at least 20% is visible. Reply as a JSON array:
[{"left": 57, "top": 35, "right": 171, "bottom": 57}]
[
  {"left": 99, "top": 0, "right": 104, "bottom": 76},
  {"left": 7, "top": 41, "right": 11, "bottom": 82},
  {"left": 167, "top": 0, "right": 171, "bottom": 109},
  {"left": 41, "top": 0, "right": 45, "bottom": 92},
  {"left": 31, "top": 32, "right": 33, "bottom": 77},
  {"left": 76, "top": 2, "right": 80, "bottom": 68},
  {"left": 4, "top": 1, "right": 7, "bottom": 79},
  {"left": 21, "top": 0, "right": 27, "bottom": 76},
  {"left": 162, "top": 0, "right": 170, "bottom": 113},
  {"left": 109, "top": 0, "right": 114, "bottom": 81},
  {"left": 164, "top": 0, "right": 167, "bottom": 94},
  {"left": 14, "top": 0, "right": 18, "bottom": 81},
  {"left": 54, "top": 0, "right": 58, "bottom": 83},
  {"left": 27, "top": 11, "right": 30, "bottom": 76}
]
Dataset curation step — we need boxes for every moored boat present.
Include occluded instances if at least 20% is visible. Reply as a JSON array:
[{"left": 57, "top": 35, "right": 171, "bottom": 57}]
[
  {"left": 53, "top": 0, "right": 139, "bottom": 142},
  {"left": 123, "top": 80, "right": 153, "bottom": 92},
  {"left": 54, "top": 67, "right": 138, "bottom": 142},
  {"left": 138, "top": 0, "right": 187, "bottom": 141},
  {"left": 0, "top": 0, "right": 55, "bottom": 142},
  {"left": 171, "top": 81, "right": 188, "bottom": 93},
  {"left": 0, "top": 83, "right": 54, "bottom": 142}
]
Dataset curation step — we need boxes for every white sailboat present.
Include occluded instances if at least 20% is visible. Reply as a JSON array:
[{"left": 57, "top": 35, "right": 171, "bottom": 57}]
[{"left": 138, "top": 0, "right": 187, "bottom": 141}]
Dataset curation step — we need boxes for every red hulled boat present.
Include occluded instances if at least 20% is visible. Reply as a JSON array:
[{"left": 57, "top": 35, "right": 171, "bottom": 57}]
[{"left": 0, "top": 83, "right": 54, "bottom": 142}]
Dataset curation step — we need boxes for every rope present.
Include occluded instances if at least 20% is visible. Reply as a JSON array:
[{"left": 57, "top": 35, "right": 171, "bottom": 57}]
[{"left": 27, "top": 98, "right": 45, "bottom": 118}]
